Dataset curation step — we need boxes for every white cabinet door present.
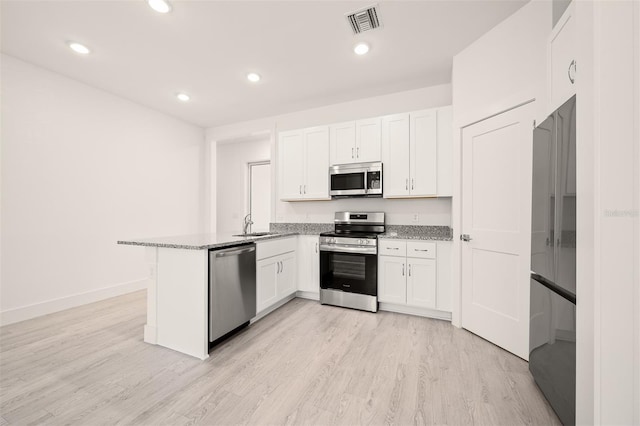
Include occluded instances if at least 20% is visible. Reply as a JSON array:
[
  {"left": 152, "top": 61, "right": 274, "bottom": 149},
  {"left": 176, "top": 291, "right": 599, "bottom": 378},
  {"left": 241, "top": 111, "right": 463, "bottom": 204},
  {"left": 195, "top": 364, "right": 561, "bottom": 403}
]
[
  {"left": 330, "top": 122, "right": 356, "bottom": 165},
  {"left": 436, "top": 242, "right": 452, "bottom": 312},
  {"left": 303, "top": 127, "right": 330, "bottom": 199},
  {"left": 436, "top": 106, "right": 453, "bottom": 197},
  {"left": 406, "top": 258, "right": 437, "bottom": 309},
  {"left": 279, "top": 130, "right": 305, "bottom": 200},
  {"left": 378, "top": 255, "right": 406, "bottom": 304},
  {"left": 381, "top": 113, "right": 410, "bottom": 197},
  {"left": 548, "top": 2, "right": 575, "bottom": 112},
  {"left": 277, "top": 252, "right": 297, "bottom": 298},
  {"left": 356, "top": 117, "right": 381, "bottom": 162},
  {"left": 257, "top": 258, "right": 278, "bottom": 312},
  {"left": 297, "top": 236, "right": 319, "bottom": 293},
  {"left": 410, "top": 109, "right": 437, "bottom": 197}
]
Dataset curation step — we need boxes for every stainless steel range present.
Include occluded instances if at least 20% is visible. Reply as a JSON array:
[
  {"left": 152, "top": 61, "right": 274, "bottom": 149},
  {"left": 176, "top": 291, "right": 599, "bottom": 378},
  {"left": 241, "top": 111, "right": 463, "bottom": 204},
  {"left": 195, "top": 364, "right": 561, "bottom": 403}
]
[{"left": 319, "top": 212, "right": 385, "bottom": 312}]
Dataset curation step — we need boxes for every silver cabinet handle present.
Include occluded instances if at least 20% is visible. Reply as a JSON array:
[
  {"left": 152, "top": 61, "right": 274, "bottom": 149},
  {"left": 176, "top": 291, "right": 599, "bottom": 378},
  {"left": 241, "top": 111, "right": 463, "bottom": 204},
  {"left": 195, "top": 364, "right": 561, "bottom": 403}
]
[
  {"left": 352, "top": 147, "right": 354, "bottom": 159},
  {"left": 388, "top": 247, "right": 399, "bottom": 250},
  {"left": 414, "top": 249, "right": 430, "bottom": 252},
  {"left": 303, "top": 185, "right": 306, "bottom": 194},
  {"left": 299, "top": 185, "right": 302, "bottom": 195},
  {"left": 402, "top": 263, "right": 405, "bottom": 276},
  {"left": 409, "top": 264, "right": 412, "bottom": 277},
  {"left": 315, "top": 242, "right": 318, "bottom": 253},
  {"left": 460, "top": 234, "right": 472, "bottom": 242},
  {"left": 357, "top": 147, "right": 359, "bottom": 158},
  {"left": 280, "top": 261, "right": 283, "bottom": 272},
  {"left": 568, "top": 59, "right": 576, "bottom": 84},
  {"left": 411, "top": 178, "right": 414, "bottom": 190},
  {"left": 405, "top": 179, "right": 408, "bottom": 190}
]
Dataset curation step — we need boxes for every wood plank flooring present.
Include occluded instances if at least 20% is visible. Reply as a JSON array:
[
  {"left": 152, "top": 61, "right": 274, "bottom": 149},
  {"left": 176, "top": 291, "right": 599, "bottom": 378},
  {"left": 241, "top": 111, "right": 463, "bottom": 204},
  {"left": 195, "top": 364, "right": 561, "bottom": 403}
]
[{"left": 0, "top": 291, "right": 560, "bottom": 425}]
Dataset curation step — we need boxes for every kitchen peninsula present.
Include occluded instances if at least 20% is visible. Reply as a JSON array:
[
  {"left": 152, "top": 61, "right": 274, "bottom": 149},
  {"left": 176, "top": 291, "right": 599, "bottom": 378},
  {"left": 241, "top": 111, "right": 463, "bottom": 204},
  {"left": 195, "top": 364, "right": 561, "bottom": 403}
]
[{"left": 118, "top": 233, "right": 296, "bottom": 359}]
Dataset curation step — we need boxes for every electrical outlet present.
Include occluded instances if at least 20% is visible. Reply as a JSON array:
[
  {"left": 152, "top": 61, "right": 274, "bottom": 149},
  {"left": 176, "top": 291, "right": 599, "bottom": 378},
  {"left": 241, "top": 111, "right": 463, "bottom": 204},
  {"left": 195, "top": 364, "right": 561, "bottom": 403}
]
[{"left": 412, "top": 213, "right": 419, "bottom": 223}]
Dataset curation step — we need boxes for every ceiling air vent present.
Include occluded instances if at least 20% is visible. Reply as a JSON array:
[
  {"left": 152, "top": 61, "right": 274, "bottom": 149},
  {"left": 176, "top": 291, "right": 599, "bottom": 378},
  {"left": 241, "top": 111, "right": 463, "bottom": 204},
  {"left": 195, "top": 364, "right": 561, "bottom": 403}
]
[{"left": 346, "top": 5, "right": 381, "bottom": 34}]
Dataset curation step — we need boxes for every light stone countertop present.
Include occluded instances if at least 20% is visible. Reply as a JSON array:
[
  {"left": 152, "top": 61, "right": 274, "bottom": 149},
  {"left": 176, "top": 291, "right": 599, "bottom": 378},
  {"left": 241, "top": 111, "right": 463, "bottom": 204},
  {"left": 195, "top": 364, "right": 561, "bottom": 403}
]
[
  {"left": 378, "top": 225, "right": 453, "bottom": 241},
  {"left": 117, "top": 232, "right": 298, "bottom": 250}
]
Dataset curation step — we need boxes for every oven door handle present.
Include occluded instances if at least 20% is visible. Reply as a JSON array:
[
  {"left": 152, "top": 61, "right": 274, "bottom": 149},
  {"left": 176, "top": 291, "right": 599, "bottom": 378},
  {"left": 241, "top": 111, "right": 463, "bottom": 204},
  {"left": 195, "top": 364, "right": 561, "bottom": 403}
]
[{"left": 319, "top": 244, "right": 377, "bottom": 255}]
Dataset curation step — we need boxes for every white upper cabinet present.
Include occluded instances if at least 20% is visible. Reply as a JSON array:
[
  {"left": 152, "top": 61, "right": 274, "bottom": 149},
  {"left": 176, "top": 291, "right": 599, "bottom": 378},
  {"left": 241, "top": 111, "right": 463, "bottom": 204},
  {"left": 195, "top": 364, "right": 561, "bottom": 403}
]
[
  {"left": 278, "top": 126, "right": 330, "bottom": 201},
  {"left": 278, "top": 130, "right": 305, "bottom": 200},
  {"left": 381, "top": 113, "right": 410, "bottom": 196},
  {"left": 409, "top": 109, "right": 437, "bottom": 197},
  {"left": 382, "top": 107, "right": 450, "bottom": 198},
  {"left": 355, "top": 118, "right": 381, "bottom": 163},
  {"left": 330, "top": 122, "right": 356, "bottom": 165},
  {"left": 329, "top": 118, "right": 381, "bottom": 165},
  {"left": 548, "top": 2, "right": 576, "bottom": 113},
  {"left": 304, "top": 127, "right": 330, "bottom": 199}
]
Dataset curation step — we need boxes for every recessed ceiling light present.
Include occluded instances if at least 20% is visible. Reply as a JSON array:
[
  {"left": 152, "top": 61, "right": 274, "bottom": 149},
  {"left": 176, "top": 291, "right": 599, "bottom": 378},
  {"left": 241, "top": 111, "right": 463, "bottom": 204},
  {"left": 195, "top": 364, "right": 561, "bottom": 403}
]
[
  {"left": 247, "top": 73, "right": 261, "bottom": 83},
  {"left": 147, "top": 0, "right": 171, "bottom": 14},
  {"left": 176, "top": 93, "right": 190, "bottom": 102},
  {"left": 354, "top": 42, "right": 370, "bottom": 55},
  {"left": 67, "top": 41, "right": 91, "bottom": 55}
]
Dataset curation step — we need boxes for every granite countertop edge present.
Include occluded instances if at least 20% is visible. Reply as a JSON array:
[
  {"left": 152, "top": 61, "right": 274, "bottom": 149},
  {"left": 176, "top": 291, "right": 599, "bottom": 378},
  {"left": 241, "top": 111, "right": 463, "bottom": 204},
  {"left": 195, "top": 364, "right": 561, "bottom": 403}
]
[
  {"left": 378, "top": 234, "right": 454, "bottom": 241},
  {"left": 117, "top": 232, "right": 299, "bottom": 250}
]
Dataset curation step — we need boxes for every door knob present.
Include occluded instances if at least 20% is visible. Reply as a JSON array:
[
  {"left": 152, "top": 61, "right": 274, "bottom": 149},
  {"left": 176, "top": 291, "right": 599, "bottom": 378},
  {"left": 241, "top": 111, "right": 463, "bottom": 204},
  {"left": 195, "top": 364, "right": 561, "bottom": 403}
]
[{"left": 460, "top": 234, "right": 472, "bottom": 242}]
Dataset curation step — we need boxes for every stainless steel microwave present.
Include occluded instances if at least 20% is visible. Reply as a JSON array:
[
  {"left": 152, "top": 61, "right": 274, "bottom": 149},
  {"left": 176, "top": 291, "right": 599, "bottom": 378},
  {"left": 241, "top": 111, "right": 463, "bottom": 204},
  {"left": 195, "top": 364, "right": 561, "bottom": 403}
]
[{"left": 329, "top": 162, "right": 382, "bottom": 198}]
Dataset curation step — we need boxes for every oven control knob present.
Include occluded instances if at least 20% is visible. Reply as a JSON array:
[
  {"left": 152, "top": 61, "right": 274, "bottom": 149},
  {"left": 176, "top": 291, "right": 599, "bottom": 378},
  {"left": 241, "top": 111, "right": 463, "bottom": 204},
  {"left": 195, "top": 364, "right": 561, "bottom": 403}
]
[{"left": 363, "top": 239, "right": 369, "bottom": 245}]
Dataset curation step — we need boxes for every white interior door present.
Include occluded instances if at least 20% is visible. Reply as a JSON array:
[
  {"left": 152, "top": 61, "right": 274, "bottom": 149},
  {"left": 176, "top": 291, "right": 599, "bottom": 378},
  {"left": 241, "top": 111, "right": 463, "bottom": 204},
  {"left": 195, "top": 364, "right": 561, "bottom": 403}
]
[
  {"left": 249, "top": 162, "right": 271, "bottom": 232},
  {"left": 461, "top": 102, "right": 534, "bottom": 360}
]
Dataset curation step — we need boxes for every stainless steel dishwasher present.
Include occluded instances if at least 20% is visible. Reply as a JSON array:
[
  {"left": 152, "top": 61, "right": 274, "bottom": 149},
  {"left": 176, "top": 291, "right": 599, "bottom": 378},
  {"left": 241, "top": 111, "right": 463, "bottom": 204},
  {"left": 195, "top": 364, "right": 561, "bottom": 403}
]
[{"left": 209, "top": 243, "right": 256, "bottom": 346}]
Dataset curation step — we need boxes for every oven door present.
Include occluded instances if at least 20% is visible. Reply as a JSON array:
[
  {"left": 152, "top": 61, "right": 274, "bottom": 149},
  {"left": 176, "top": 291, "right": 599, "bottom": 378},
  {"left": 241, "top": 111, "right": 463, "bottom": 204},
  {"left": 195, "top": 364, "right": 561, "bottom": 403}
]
[{"left": 319, "top": 248, "right": 377, "bottom": 296}]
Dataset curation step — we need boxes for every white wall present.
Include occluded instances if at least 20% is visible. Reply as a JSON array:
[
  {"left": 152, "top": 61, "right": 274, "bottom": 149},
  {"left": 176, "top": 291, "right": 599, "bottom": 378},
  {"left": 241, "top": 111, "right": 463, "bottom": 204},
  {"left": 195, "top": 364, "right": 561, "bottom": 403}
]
[
  {"left": 452, "top": 0, "right": 550, "bottom": 127},
  {"left": 575, "top": 1, "right": 640, "bottom": 424},
  {"left": 0, "top": 55, "right": 205, "bottom": 325},
  {"left": 450, "top": 0, "right": 550, "bottom": 327},
  {"left": 216, "top": 137, "right": 270, "bottom": 234},
  {"left": 206, "top": 84, "right": 453, "bottom": 227}
]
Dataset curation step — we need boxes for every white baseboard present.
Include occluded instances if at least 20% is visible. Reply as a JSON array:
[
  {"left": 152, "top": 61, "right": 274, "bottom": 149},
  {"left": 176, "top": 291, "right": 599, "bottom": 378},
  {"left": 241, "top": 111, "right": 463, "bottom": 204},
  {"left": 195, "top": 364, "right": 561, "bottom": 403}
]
[
  {"left": 379, "top": 302, "right": 452, "bottom": 321},
  {"left": 144, "top": 325, "right": 157, "bottom": 344},
  {"left": 251, "top": 293, "right": 297, "bottom": 323},
  {"left": 296, "top": 290, "right": 319, "bottom": 301},
  {"left": 0, "top": 279, "right": 148, "bottom": 326}
]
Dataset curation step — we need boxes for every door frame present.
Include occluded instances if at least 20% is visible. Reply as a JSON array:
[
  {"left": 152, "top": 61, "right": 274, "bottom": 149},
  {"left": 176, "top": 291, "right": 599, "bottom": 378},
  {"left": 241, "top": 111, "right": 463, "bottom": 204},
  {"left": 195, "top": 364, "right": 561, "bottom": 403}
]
[{"left": 247, "top": 160, "right": 271, "bottom": 232}]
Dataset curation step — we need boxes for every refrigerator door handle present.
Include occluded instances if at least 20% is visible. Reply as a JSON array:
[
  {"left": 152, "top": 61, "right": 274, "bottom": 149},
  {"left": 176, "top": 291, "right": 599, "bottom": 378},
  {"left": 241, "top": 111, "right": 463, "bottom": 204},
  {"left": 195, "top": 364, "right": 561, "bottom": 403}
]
[{"left": 531, "top": 272, "right": 576, "bottom": 304}]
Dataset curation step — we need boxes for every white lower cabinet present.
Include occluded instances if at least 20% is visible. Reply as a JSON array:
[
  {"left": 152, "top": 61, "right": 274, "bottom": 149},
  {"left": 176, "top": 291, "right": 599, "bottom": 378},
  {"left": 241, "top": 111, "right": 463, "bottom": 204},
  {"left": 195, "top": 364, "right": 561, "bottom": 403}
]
[
  {"left": 296, "top": 235, "right": 319, "bottom": 294},
  {"left": 378, "top": 256, "right": 407, "bottom": 304},
  {"left": 256, "top": 237, "right": 297, "bottom": 314},
  {"left": 378, "top": 239, "right": 448, "bottom": 316},
  {"left": 256, "top": 258, "right": 279, "bottom": 312},
  {"left": 406, "top": 258, "right": 437, "bottom": 308}
]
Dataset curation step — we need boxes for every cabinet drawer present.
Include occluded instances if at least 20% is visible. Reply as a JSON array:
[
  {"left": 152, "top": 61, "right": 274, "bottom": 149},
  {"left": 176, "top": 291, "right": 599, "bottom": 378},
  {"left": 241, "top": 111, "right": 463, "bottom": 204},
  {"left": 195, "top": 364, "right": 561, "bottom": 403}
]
[
  {"left": 256, "top": 236, "right": 296, "bottom": 260},
  {"left": 379, "top": 240, "right": 406, "bottom": 257},
  {"left": 407, "top": 241, "right": 436, "bottom": 259}
]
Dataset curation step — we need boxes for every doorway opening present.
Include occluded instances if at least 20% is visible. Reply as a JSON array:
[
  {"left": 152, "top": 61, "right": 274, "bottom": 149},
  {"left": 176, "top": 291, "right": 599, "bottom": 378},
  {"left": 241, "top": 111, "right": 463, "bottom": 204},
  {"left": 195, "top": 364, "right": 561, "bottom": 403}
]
[{"left": 248, "top": 161, "right": 271, "bottom": 233}]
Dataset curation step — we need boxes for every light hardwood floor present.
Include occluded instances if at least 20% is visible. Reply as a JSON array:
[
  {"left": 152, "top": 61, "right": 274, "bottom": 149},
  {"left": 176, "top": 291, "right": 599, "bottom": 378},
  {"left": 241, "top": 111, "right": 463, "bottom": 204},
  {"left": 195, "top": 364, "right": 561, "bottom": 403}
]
[{"left": 0, "top": 291, "right": 560, "bottom": 425}]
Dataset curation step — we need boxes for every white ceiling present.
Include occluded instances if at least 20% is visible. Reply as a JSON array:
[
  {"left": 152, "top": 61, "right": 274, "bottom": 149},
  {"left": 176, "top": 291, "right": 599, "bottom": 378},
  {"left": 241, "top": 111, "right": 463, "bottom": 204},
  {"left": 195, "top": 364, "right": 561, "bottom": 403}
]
[{"left": 1, "top": 0, "right": 528, "bottom": 128}]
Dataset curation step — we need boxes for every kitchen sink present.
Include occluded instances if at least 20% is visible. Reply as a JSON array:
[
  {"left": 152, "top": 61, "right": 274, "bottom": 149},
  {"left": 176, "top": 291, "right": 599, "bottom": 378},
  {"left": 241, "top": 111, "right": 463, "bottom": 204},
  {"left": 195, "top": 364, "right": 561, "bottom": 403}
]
[{"left": 232, "top": 232, "right": 274, "bottom": 237}]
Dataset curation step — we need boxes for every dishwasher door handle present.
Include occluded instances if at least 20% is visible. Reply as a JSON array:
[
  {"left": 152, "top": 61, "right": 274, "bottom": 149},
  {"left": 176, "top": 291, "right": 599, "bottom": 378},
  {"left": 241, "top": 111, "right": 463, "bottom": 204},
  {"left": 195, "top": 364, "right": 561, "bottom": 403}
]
[{"left": 215, "top": 246, "right": 255, "bottom": 258}]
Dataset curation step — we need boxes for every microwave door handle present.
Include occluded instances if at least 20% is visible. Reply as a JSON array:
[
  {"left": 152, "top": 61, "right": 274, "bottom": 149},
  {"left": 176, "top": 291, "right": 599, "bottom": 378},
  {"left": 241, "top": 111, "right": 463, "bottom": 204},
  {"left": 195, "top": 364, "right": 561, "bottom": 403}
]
[{"left": 362, "top": 170, "right": 369, "bottom": 194}]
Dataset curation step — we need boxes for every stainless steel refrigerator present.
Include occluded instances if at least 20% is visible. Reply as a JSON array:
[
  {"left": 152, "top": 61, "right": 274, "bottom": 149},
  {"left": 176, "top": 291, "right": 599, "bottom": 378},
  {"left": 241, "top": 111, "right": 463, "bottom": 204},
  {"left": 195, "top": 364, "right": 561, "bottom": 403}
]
[{"left": 530, "top": 95, "right": 576, "bottom": 425}]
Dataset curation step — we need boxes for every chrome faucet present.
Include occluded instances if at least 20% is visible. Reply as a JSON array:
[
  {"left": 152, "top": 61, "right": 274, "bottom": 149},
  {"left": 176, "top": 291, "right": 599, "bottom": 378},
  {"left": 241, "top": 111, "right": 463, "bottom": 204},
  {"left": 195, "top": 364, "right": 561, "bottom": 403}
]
[{"left": 242, "top": 213, "right": 253, "bottom": 235}]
